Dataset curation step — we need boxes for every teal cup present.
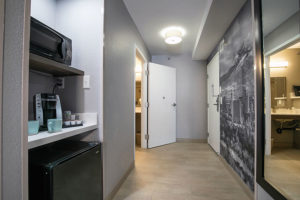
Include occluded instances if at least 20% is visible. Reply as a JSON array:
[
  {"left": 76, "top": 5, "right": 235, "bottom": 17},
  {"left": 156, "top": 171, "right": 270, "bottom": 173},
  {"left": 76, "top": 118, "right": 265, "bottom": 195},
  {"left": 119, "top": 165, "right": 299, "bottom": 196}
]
[
  {"left": 28, "top": 120, "right": 40, "bottom": 136},
  {"left": 47, "top": 119, "right": 62, "bottom": 133}
]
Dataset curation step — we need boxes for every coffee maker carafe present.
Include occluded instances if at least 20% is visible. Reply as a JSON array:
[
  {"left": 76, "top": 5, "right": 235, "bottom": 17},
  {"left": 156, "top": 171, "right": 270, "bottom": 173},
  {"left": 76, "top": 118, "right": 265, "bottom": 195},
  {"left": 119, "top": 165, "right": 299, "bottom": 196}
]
[{"left": 34, "top": 93, "right": 62, "bottom": 130}]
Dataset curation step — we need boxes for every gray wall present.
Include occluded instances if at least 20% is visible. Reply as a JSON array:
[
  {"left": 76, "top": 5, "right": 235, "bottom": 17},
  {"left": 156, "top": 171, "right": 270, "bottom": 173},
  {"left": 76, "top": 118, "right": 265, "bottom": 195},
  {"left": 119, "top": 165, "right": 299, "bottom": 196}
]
[
  {"left": 257, "top": 184, "right": 274, "bottom": 200},
  {"left": 2, "top": 0, "right": 30, "bottom": 199},
  {"left": 152, "top": 54, "right": 207, "bottom": 140},
  {"left": 264, "top": 11, "right": 300, "bottom": 55},
  {"left": 0, "top": 0, "right": 4, "bottom": 197},
  {"left": 28, "top": 72, "right": 56, "bottom": 120},
  {"left": 103, "top": 0, "right": 150, "bottom": 198}
]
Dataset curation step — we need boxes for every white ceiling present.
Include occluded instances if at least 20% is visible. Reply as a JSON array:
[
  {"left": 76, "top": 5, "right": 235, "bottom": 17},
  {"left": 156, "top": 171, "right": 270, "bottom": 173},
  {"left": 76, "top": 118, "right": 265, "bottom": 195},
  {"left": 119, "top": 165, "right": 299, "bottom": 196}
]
[{"left": 123, "top": 0, "right": 210, "bottom": 56}]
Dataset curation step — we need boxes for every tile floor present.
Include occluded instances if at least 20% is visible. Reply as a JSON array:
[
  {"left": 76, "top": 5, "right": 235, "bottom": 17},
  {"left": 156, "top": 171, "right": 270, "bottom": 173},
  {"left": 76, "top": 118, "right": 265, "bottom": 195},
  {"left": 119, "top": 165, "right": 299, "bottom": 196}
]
[
  {"left": 265, "top": 148, "right": 300, "bottom": 199},
  {"left": 113, "top": 143, "right": 252, "bottom": 200}
]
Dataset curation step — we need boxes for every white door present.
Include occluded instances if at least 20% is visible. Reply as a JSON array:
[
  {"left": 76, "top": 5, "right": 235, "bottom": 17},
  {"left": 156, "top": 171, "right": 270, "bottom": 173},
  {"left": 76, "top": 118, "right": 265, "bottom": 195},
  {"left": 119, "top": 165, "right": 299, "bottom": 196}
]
[
  {"left": 148, "top": 62, "right": 176, "bottom": 148},
  {"left": 207, "top": 53, "right": 220, "bottom": 154}
]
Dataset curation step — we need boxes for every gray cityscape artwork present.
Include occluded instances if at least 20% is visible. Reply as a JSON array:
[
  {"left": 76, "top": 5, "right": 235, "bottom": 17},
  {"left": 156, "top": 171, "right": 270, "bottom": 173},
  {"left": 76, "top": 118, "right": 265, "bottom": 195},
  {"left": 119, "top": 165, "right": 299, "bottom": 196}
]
[{"left": 219, "top": 0, "right": 255, "bottom": 191}]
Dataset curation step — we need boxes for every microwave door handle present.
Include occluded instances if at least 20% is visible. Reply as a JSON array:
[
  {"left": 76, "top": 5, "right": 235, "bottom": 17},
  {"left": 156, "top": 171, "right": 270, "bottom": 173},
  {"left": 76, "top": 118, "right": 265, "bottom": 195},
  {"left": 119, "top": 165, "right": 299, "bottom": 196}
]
[{"left": 61, "top": 39, "right": 66, "bottom": 60}]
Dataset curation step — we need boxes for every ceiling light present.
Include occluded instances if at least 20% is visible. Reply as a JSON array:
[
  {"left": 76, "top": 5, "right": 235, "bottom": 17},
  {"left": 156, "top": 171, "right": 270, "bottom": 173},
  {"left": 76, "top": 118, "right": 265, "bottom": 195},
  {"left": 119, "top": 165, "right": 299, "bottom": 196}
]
[
  {"left": 270, "top": 61, "right": 288, "bottom": 68},
  {"left": 160, "top": 26, "right": 186, "bottom": 45}
]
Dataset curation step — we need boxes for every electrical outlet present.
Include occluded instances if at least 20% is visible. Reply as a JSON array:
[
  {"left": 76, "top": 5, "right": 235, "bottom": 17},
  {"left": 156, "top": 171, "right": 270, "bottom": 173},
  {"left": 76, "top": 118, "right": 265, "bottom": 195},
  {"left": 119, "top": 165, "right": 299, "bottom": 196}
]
[
  {"left": 83, "top": 75, "right": 90, "bottom": 89},
  {"left": 56, "top": 77, "right": 64, "bottom": 89}
]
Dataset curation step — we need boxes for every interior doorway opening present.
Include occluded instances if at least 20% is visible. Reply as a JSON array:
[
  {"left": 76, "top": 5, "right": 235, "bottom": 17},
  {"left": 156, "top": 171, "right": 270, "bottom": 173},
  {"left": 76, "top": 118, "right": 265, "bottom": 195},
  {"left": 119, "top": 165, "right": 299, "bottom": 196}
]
[
  {"left": 135, "top": 52, "right": 143, "bottom": 148},
  {"left": 134, "top": 47, "right": 148, "bottom": 152}
]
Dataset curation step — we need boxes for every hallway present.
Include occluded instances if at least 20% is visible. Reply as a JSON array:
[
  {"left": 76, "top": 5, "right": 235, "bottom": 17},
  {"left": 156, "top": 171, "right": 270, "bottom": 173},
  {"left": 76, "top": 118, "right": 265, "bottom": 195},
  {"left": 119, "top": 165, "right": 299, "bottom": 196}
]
[{"left": 113, "top": 143, "right": 252, "bottom": 200}]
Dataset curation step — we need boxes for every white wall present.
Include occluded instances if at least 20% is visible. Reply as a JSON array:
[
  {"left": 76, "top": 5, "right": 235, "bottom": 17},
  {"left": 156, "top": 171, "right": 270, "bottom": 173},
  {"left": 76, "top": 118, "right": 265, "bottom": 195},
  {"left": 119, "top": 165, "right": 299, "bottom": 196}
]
[
  {"left": 152, "top": 54, "right": 207, "bottom": 140},
  {"left": 31, "top": 0, "right": 56, "bottom": 28},
  {"left": 55, "top": 0, "right": 104, "bottom": 141}
]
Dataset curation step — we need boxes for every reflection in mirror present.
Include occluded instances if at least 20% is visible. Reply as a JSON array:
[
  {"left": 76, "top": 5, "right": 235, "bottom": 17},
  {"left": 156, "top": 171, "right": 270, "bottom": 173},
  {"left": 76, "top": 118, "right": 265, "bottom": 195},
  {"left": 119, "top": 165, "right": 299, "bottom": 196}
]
[
  {"left": 271, "top": 77, "right": 286, "bottom": 108},
  {"left": 262, "top": 0, "right": 300, "bottom": 199}
]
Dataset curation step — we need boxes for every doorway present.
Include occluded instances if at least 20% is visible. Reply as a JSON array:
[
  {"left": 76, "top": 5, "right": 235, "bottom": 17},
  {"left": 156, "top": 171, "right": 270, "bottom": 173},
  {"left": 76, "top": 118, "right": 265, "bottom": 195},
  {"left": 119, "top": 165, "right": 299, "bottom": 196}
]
[
  {"left": 134, "top": 47, "right": 147, "bottom": 150},
  {"left": 134, "top": 49, "right": 177, "bottom": 151}
]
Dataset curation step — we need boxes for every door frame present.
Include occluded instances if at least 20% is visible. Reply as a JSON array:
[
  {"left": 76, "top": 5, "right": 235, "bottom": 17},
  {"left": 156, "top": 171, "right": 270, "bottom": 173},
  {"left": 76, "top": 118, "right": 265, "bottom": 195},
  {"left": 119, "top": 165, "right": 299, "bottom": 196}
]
[
  {"left": 133, "top": 45, "right": 148, "bottom": 156},
  {"left": 262, "top": 36, "right": 300, "bottom": 156}
]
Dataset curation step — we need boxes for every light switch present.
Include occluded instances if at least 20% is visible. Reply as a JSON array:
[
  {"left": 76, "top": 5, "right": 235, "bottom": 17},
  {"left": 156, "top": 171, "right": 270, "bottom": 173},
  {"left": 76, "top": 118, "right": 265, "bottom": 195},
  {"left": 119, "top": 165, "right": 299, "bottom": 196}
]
[{"left": 83, "top": 75, "right": 90, "bottom": 89}]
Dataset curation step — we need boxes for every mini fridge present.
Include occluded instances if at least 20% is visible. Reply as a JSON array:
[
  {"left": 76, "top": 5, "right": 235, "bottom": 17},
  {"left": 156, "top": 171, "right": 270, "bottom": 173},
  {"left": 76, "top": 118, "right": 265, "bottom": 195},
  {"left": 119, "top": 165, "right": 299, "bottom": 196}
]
[{"left": 29, "top": 140, "right": 102, "bottom": 200}]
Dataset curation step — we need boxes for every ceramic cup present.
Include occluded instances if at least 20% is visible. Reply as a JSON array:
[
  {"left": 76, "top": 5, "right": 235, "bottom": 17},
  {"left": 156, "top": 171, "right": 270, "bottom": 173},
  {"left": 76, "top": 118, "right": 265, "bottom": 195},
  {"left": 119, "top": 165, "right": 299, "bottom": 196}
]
[
  {"left": 64, "top": 111, "right": 72, "bottom": 121},
  {"left": 71, "top": 115, "right": 76, "bottom": 121},
  {"left": 76, "top": 120, "right": 83, "bottom": 125},
  {"left": 28, "top": 120, "right": 40, "bottom": 136},
  {"left": 47, "top": 119, "right": 62, "bottom": 133},
  {"left": 64, "top": 121, "right": 71, "bottom": 126}
]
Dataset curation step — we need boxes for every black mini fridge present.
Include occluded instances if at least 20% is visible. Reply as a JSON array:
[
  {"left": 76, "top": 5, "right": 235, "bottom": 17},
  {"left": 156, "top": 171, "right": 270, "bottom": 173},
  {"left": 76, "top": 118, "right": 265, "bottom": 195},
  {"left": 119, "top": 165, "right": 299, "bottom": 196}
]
[{"left": 29, "top": 140, "right": 102, "bottom": 200}]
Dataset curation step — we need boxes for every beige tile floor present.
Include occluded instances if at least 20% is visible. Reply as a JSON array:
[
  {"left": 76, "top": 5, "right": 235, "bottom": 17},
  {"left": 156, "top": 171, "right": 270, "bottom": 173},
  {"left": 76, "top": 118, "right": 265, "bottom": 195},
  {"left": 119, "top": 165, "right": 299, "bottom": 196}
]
[
  {"left": 265, "top": 148, "right": 300, "bottom": 200},
  {"left": 113, "top": 143, "right": 252, "bottom": 200}
]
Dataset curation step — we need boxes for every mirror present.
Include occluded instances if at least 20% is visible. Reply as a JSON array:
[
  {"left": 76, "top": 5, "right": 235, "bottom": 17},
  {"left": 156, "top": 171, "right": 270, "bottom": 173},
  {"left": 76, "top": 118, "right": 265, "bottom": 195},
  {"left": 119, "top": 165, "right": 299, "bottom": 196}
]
[
  {"left": 261, "top": 0, "right": 300, "bottom": 199},
  {"left": 271, "top": 77, "right": 286, "bottom": 107}
]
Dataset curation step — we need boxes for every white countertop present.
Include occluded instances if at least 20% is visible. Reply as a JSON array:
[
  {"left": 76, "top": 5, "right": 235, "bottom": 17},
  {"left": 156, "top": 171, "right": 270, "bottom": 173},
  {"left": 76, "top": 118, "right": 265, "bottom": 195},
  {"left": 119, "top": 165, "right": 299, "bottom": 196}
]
[
  {"left": 271, "top": 110, "right": 300, "bottom": 116},
  {"left": 28, "top": 113, "right": 98, "bottom": 149}
]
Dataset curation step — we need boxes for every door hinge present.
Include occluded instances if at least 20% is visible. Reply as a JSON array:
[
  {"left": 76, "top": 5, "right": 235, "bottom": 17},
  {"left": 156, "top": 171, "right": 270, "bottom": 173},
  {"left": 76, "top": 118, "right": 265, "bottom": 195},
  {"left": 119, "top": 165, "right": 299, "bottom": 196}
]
[
  {"left": 145, "top": 134, "right": 149, "bottom": 140},
  {"left": 145, "top": 102, "right": 149, "bottom": 108},
  {"left": 207, "top": 74, "right": 209, "bottom": 79},
  {"left": 207, "top": 103, "right": 209, "bottom": 108},
  {"left": 145, "top": 69, "right": 149, "bottom": 76}
]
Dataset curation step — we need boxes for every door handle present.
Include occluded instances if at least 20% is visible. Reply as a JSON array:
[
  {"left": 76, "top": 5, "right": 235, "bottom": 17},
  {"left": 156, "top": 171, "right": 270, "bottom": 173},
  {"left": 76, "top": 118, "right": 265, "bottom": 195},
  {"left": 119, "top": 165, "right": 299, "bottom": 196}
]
[
  {"left": 213, "top": 95, "right": 220, "bottom": 112},
  {"left": 172, "top": 103, "right": 177, "bottom": 107}
]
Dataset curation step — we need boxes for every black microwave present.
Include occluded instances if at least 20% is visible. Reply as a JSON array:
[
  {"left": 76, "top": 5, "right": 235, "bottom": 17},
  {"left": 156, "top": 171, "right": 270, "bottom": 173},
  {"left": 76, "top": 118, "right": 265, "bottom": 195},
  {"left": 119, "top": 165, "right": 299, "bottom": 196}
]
[{"left": 30, "top": 17, "right": 72, "bottom": 65}]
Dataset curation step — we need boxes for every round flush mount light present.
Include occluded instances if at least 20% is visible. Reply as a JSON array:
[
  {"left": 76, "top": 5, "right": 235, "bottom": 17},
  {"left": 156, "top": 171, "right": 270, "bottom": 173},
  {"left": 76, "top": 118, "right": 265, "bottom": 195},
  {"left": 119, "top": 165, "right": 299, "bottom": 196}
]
[{"left": 160, "top": 26, "right": 186, "bottom": 45}]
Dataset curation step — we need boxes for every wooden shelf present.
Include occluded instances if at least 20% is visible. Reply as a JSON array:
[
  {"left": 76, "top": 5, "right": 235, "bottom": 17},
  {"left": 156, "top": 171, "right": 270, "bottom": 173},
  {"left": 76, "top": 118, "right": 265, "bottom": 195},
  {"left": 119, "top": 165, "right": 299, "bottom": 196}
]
[
  {"left": 291, "top": 96, "right": 300, "bottom": 100},
  {"left": 28, "top": 123, "right": 97, "bottom": 149},
  {"left": 29, "top": 53, "right": 84, "bottom": 76}
]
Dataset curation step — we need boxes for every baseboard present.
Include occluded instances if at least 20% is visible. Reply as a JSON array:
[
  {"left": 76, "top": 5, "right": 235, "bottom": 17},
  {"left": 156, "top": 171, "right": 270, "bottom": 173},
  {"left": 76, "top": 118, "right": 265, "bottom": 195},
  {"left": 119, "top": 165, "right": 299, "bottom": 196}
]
[
  {"left": 176, "top": 138, "right": 207, "bottom": 143},
  {"left": 104, "top": 162, "right": 135, "bottom": 200},
  {"left": 219, "top": 156, "right": 254, "bottom": 200}
]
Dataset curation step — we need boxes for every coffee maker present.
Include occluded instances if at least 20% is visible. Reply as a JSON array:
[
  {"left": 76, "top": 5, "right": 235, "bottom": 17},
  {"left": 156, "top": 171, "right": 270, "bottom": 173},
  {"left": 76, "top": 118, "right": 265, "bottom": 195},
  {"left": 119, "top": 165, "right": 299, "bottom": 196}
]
[{"left": 34, "top": 93, "right": 62, "bottom": 130}]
